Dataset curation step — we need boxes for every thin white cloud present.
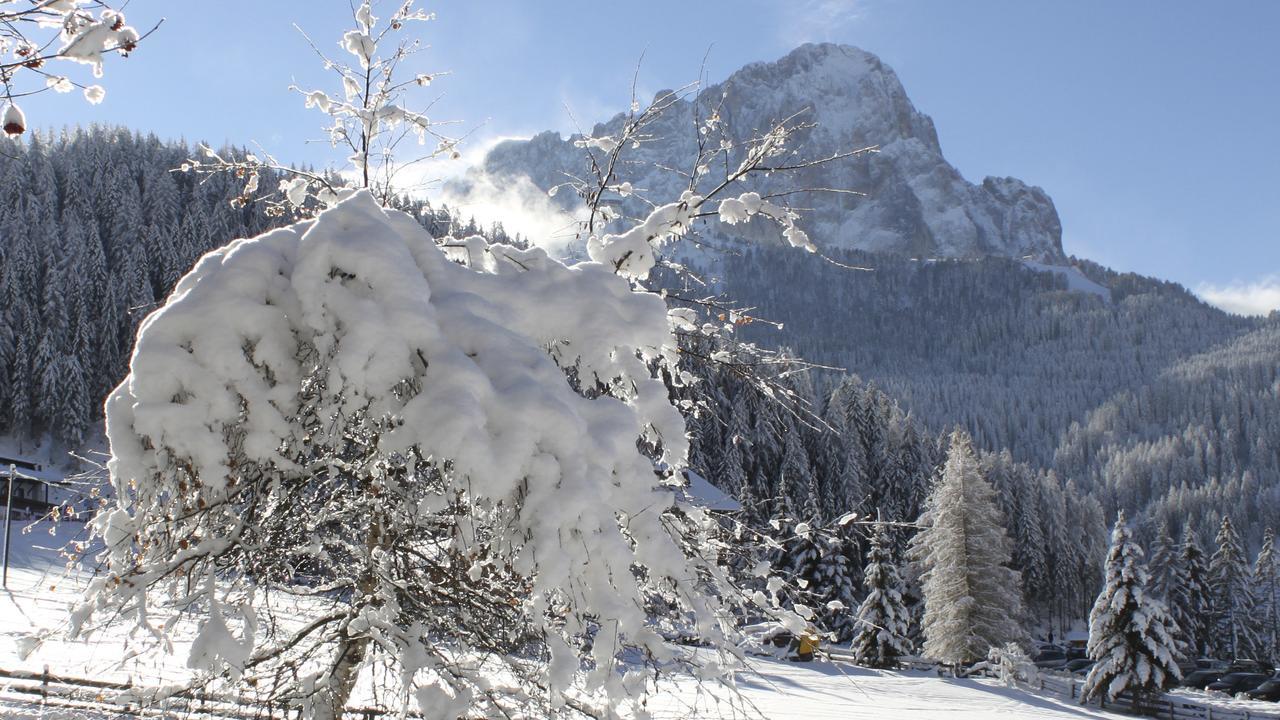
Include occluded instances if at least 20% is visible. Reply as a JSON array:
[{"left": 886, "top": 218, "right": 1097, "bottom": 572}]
[
  {"left": 778, "top": 0, "right": 868, "bottom": 45},
  {"left": 437, "top": 171, "right": 586, "bottom": 254},
  {"left": 384, "top": 134, "right": 588, "bottom": 255},
  {"left": 1197, "top": 276, "right": 1280, "bottom": 317}
]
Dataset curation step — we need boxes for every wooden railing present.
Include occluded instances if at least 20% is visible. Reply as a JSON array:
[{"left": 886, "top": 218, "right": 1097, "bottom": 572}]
[
  {"left": 0, "top": 666, "right": 418, "bottom": 719},
  {"left": 1037, "top": 672, "right": 1280, "bottom": 720}
]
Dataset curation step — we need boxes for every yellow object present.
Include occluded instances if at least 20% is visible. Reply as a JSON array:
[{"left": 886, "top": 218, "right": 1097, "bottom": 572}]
[{"left": 797, "top": 631, "right": 821, "bottom": 657}]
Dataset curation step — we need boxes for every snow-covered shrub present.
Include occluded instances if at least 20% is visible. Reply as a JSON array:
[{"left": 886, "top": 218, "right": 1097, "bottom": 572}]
[
  {"left": 985, "top": 643, "right": 1038, "bottom": 688},
  {"left": 71, "top": 191, "right": 748, "bottom": 718}
]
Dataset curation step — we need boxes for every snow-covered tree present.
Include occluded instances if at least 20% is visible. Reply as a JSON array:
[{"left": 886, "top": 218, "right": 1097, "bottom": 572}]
[
  {"left": 911, "top": 430, "right": 1025, "bottom": 665},
  {"left": 986, "top": 643, "right": 1038, "bottom": 688},
  {"left": 1081, "top": 511, "right": 1181, "bottom": 709},
  {"left": 67, "top": 3, "right": 877, "bottom": 716},
  {"left": 1209, "top": 515, "right": 1259, "bottom": 659},
  {"left": 73, "top": 191, "right": 754, "bottom": 718},
  {"left": 809, "top": 528, "right": 861, "bottom": 642},
  {"left": 851, "top": 523, "right": 910, "bottom": 667},
  {"left": 1254, "top": 528, "right": 1279, "bottom": 663},
  {"left": 1147, "top": 521, "right": 1181, "bottom": 603},
  {"left": 1169, "top": 525, "right": 1213, "bottom": 658}
]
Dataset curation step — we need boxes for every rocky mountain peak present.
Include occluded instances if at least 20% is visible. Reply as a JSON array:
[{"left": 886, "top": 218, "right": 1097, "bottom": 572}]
[{"left": 467, "top": 44, "right": 1064, "bottom": 261}]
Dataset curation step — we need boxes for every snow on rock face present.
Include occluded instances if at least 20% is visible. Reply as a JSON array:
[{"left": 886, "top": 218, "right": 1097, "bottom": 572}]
[{"left": 464, "top": 43, "right": 1064, "bottom": 261}]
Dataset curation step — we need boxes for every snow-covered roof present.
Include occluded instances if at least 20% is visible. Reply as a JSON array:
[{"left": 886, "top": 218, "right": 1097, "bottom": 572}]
[
  {"left": 676, "top": 469, "right": 742, "bottom": 513},
  {"left": 0, "top": 455, "right": 62, "bottom": 484}
]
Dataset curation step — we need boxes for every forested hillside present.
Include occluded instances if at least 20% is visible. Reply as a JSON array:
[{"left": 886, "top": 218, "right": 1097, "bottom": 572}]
[
  {"left": 0, "top": 127, "right": 1273, "bottom": 632},
  {"left": 678, "top": 244, "right": 1275, "bottom": 548},
  {"left": 0, "top": 127, "right": 507, "bottom": 449}
]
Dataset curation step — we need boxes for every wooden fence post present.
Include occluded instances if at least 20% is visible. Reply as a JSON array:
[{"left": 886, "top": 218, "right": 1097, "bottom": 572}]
[{"left": 41, "top": 664, "right": 48, "bottom": 705}]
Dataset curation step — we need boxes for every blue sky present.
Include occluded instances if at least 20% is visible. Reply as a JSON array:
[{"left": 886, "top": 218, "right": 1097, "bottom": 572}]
[{"left": 31, "top": 0, "right": 1280, "bottom": 312}]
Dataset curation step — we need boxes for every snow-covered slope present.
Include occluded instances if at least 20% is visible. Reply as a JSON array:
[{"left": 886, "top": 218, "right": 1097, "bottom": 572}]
[
  {"left": 0, "top": 525, "right": 1132, "bottom": 720},
  {"left": 464, "top": 43, "right": 1064, "bottom": 261},
  {"left": 1022, "top": 260, "right": 1112, "bottom": 301}
]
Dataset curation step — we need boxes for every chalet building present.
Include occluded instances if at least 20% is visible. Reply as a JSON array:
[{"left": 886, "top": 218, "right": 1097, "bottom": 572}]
[{"left": 0, "top": 455, "right": 61, "bottom": 517}]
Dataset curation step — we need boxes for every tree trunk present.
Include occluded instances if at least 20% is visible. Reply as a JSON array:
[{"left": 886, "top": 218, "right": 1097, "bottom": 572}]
[
  {"left": 315, "top": 498, "right": 383, "bottom": 720},
  {"left": 313, "top": 630, "right": 369, "bottom": 720}
]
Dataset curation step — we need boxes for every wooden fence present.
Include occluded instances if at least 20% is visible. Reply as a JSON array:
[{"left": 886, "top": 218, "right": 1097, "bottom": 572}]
[
  {"left": 0, "top": 666, "right": 417, "bottom": 719},
  {"left": 6, "top": 662, "right": 1279, "bottom": 719},
  {"left": 1038, "top": 672, "right": 1280, "bottom": 720}
]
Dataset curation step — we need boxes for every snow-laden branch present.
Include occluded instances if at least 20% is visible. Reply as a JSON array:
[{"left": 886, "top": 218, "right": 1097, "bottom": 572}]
[
  {"left": 0, "top": 1, "right": 154, "bottom": 133},
  {"left": 187, "top": 1, "right": 456, "bottom": 215},
  {"left": 73, "top": 192, "right": 778, "bottom": 718}
]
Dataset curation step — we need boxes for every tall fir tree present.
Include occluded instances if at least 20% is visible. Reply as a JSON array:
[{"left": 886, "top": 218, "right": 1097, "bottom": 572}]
[
  {"left": 1253, "top": 528, "right": 1279, "bottom": 664},
  {"left": 812, "top": 529, "right": 862, "bottom": 642},
  {"left": 1209, "top": 515, "right": 1260, "bottom": 659},
  {"left": 1169, "top": 525, "right": 1213, "bottom": 658},
  {"left": 1081, "top": 511, "right": 1181, "bottom": 709},
  {"left": 851, "top": 523, "right": 911, "bottom": 667},
  {"left": 910, "top": 431, "right": 1025, "bottom": 665},
  {"left": 1147, "top": 521, "right": 1181, "bottom": 603}
]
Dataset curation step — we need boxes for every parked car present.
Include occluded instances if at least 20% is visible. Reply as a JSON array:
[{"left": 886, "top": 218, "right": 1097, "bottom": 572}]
[
  {"left": 1244, "top": 676, "right": 1280, "bottom": 702},
  {"left": 1063, "top": 659, "right": 1095, "bottom": 676},
  {"left": 1206, "top": 672, "right": 1270, "bottom": 696},
  {"left": 1227, "top": 659, "right": 1275, "bottom": 675},
  {"left": 1033, "top": 648, "right": 1068, "bottom": 670},
  {"left": 1180, "top": 669, "right": 1226, "bottom": 689}
]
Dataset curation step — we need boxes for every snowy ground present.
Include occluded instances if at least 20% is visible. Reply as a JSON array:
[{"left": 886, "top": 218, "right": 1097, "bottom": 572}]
[
  {"left": 646, "top": 660, "right": 1135, "bottom": 719},
  {"left": 0, "top": 520, "right": 1144, "bottom": 719}
]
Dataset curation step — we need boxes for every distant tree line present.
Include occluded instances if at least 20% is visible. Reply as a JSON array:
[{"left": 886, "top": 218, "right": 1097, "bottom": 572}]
[{"left": 0, "top": 127, "right": 516, "bottom": 449}]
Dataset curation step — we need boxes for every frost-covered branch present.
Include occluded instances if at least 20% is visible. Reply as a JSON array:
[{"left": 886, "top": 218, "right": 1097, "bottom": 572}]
[
  {"left": 186, "top": 0, "right": 457, "bottom": 214},
  {"left": 0, "top": 1, "right": 154, "bottom": 135}
]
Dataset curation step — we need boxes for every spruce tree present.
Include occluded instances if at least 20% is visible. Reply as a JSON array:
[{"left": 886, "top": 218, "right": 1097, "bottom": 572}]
[
  {"left": 813, "top": 529, "right": 861, "bottom": 642},
  {"left": 1254, "top": 528, "right": 1279, "bottom": 663},
  {"left": 1169, "top": 525, "right": 1213, "bottom": 658},
  {"left": 1081, "top": 511, "right": 1181, "bottom": 709},
  {"left": 851, "top": 523, "right": 911, "bottom": 667},
  {"left": 1147, "top": 521, "right": 1181, "bottom": 603},
  {"left": 1210, "top": 515, "right": 1259, "bottom": 659},
  {"left": 910, "top": 431, "right": 1025, "bottom": 665}
]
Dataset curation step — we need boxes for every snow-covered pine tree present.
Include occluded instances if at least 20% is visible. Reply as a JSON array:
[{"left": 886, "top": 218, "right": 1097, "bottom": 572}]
[
  {"left": 1209, "top": 515, "right": 1260, "bottom": 659},
  {"left": 1147, "top": 520, "right": 1181, "bottom": 603},
  {"left": 1081, "top": 511, "right": 1181, "bottom": 709},
  {"left": 1169, "top": 524, "right": 1213, "bottom": 658},
  {"left": 910, "top": 430, "right": 1025, "bottom": 666},
  {"left": 1254, "top": 528, "right": 1279, "bottom": 663},
  {"left": 851, "top": 522, "right": 911, "bottom": 667},
  {"left": 812, "top": 528, "right": 862, "bottom": 642},
  {"left": 716, "top": 391, "right": 750, "bottom": 482}
]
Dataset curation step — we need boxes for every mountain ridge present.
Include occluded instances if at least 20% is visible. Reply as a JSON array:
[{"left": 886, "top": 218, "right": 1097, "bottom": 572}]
[{"left": 466, "top": 42, "right": 1066, "bottom": 262}]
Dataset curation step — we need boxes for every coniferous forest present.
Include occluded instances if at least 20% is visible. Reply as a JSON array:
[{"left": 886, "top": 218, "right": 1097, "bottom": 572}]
[
  {"left": 2, "top": 129, "right": 1277, "bottom": 662},
  {"left": 2, "top": 2, "right": 1280, "bottom": 716}
]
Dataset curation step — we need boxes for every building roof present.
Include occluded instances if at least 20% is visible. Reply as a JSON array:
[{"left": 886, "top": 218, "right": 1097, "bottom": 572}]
[{"left": 676, "top": 469, "right": 742, "bottom": 513}]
